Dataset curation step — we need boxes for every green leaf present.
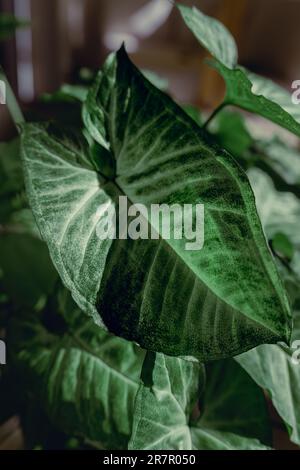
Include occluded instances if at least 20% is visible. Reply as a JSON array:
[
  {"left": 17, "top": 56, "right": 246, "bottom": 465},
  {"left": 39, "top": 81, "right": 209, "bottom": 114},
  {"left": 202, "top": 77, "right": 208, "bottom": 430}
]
[
  {"left": 248, "top": 71, "right": 300, "bottom": 127},
  {"left": 42, "top": 85, "right": 89, "bottom": 104},
  {"left": 178, "top": 4, "right": 300, "bottom": 138},
  {"left": 182, "top": 105, "right": 203, "bottom": 126},
  {"left": 210, "top": 61, "right": 300, "bottom": 139},
  {"left": 129, "top": 353, "right": 270, "bottom": 450},
  {"left": 191, "top": 428, "right": 270, "bottom": 450},
  {"left": 272, "top": 233, "right": 294, "bottom": 262},
  {"left": 142, "top": 70, "right": 169, "bottom": 92},
  {"left": 256, "top": 137, "right": 300, "bottom": 187},
  {"left": 0, "top": 138, "right": 23, "bottom": 198},
  {"left": 200, "top": 359, "right": 272, "bottom": 445},
  {"left": 212, "top": 110, "right": 253, "bottom": 160},
  {"left": 236, "top": 344, "right": 300, "bottom": 445},
  {"left": 0, "top": 14, "right": 28, "bottom": 41},
  {"left": 9, "top": 305, "right": 145, "bottom": 450},
  {"left": 0, "top": 233, "right": 57, "bottom": 307},
  {"left": 0, "top": 138, "right": 39, "bottom": 235},
  {"left": 129, "top": 352, "right": 201, "bottom": 450},
  {"left": 236, "top": 168, "right": 300, "bottom": 445},
  {"left": 22, "top": 48, "right": 291, "bottom": 361},
  {"left": 177, "top": 4, "right": 238, "bottom": 69},
  {"left": 248, "top": 168, "right": 300, "bottom": 276}
]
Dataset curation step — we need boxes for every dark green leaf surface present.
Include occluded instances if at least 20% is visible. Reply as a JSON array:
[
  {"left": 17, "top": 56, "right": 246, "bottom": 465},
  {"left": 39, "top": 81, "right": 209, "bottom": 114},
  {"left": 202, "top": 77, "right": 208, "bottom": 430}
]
[
  {"left": 200, "top": 359, "right": 272, "bottom": 445},
  {"left": 0, "top": 234, "right": 57, "bottom": 307},
  {"left": 212, "top": 110, "right": 252, "bottom": 160},
  {"left": 22, "top": 48, "right": 291, "bottom": 361}
]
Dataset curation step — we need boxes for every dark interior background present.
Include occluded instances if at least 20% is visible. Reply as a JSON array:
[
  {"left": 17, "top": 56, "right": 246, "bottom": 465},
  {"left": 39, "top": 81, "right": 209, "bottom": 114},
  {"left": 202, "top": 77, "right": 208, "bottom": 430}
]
[{"left": 1, "top": 0, "right": 300, "bottom": 140}]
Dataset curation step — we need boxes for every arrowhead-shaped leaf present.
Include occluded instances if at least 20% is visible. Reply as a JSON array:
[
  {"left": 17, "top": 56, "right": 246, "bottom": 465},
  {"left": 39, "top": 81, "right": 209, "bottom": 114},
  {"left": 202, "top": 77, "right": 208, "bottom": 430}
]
[
  {"left": 129, "top": 352, "right": 202, "bottom": 450},
  {"left": 129, "top": 353, "right": 271, "bottom": 450},
  {"left": 22, "top": 48, "right": 291, "bottom": 361}
]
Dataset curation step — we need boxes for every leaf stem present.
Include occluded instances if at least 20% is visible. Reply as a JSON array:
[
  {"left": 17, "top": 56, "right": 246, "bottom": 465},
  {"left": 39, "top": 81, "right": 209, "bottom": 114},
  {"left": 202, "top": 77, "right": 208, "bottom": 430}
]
[
  {"left": 0, "top": 66, "right": 25, "bottom": 131},
  {"left": 203, "top": 101, "right": 227, "bottom": 130}
]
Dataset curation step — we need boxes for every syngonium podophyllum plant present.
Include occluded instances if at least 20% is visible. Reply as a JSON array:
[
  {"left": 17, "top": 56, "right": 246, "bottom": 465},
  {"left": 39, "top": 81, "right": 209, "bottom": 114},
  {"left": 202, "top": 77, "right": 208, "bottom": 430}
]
[{"left": 1, "top": 4, "right": 300, "bottom": 450}]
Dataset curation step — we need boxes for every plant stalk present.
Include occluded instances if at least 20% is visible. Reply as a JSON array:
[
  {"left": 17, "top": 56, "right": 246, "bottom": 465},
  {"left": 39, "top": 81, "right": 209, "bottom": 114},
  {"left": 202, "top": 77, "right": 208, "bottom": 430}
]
[{"left": 203, "top": 101, "right": 227, "bottom": 130}]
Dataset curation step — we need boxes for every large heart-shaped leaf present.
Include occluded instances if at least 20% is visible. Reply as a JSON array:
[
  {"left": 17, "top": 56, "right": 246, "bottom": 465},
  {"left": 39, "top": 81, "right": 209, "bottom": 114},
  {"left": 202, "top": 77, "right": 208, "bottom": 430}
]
[
  {"left": 129, "top": 353, "right": 270, "bottom": 450},
  {"left": 22, "top": 47, "right": 291, "bottom": 361},
  {"left": 9, "top": 304, "right": 145, "bottom": 450},
  {"left": 179, "top": 4, "right": 300, "bottom": 138}
]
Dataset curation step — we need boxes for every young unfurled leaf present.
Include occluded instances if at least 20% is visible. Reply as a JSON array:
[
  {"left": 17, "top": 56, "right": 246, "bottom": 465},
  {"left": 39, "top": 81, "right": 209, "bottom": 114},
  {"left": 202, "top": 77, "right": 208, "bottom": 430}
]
[
  {"left": 9, "top": 307, "right": 145, "bottom": 450},
  {"left": 179, "top": 4, "right": 300, "bottom": 138},
  {"left": 129, "top": 353, "right": 270, "bottom": 450},
  {"left": 22, "top": 48, "right": 291, "bottom": 361},
  {"left": 177, "top": 4, "right": 238, "bottom": 69}
]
